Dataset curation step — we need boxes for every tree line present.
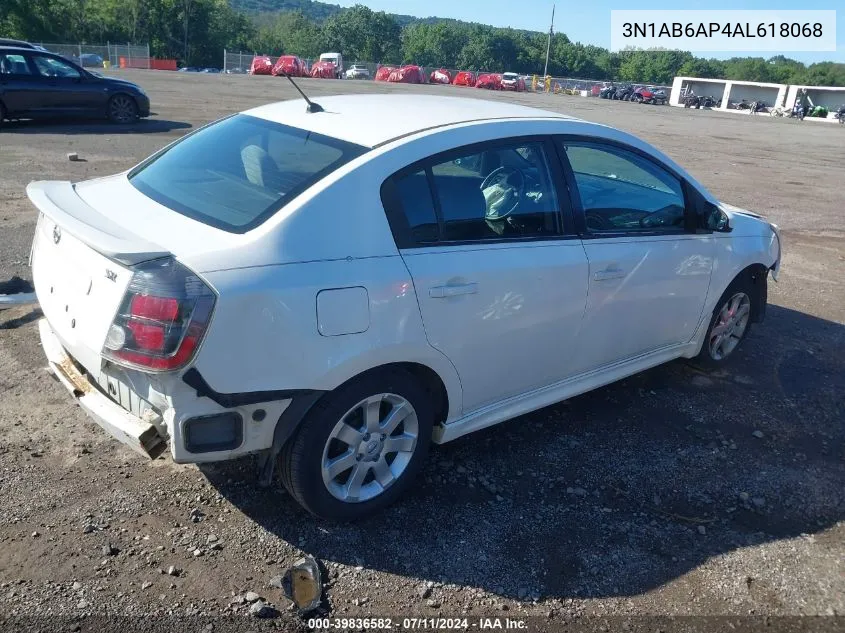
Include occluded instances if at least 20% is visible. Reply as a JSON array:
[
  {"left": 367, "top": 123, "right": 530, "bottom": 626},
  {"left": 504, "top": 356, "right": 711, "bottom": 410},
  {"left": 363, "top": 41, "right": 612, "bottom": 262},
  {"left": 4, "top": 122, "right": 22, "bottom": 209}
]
[{"left": 3, "top": 1, "right": 843, "bottom": 86}]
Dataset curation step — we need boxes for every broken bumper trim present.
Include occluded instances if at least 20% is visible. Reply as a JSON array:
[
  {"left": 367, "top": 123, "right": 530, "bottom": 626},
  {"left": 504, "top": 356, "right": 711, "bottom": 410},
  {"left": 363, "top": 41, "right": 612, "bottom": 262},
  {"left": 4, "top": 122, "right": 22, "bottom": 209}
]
[
  {"left": 38, "top": 318, "right": 167, "bottom": 459},
  {"left": 0, "top": 292, "right": 38, "bottom": 310}
]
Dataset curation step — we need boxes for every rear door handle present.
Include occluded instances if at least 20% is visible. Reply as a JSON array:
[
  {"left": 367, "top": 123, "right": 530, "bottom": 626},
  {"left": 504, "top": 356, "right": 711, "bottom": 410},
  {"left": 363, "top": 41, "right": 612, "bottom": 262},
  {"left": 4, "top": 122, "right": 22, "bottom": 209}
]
[
  {"left": 429, "top": 283, "right": 478, "bottom": 298},
  {"left": 593, "top": 267, "right": 626, "bottom": 281}
]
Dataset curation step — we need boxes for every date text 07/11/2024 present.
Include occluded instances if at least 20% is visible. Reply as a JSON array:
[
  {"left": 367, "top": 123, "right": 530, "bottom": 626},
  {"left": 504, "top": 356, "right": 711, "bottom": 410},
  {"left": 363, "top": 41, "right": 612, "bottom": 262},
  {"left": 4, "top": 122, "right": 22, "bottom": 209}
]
[{"left": 306, "top": 617, "right": 528, "bottom": 630}]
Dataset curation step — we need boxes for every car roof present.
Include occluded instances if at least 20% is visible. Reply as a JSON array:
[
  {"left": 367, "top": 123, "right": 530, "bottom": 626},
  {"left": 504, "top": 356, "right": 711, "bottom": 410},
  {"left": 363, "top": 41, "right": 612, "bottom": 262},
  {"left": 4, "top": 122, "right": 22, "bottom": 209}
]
[
  {"left": 0, "top": 45, "right": 37, "bottom": 53},
  {"left": 245, "top": 94, "right": 577, "bottom": 148},
  {"left": 0, "top": 39, "right": 36, "bottom": 49}
]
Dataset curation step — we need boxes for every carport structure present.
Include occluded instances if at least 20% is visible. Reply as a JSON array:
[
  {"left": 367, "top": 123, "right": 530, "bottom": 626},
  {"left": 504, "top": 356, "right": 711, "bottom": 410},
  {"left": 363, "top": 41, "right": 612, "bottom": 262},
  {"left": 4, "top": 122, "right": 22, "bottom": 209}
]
[
  {"left": 785, "top": 85, "right": 845, "bottom": 121},
  {"left": 670, "top": 76, "right": 788, "bottom": 112},
  {"left": 669, "top": 76, "right": 729, "bottom": 107}
]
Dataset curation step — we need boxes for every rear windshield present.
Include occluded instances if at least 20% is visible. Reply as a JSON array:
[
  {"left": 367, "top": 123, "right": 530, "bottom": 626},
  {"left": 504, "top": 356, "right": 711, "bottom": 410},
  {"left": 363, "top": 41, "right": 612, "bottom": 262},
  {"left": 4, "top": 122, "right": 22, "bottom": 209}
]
[{"left": 129, "top": 114, "right": 367, "bottom": 233}]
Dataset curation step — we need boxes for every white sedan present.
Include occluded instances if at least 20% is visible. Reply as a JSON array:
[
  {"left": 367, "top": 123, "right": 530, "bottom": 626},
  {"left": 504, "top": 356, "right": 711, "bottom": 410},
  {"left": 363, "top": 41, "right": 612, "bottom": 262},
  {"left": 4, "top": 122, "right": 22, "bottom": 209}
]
[
  {"left": 28, "top": 94, "right": 781, "bottom": 520},
  {"left": 345, "top": 65, "right": 370, "bottom": 80}
]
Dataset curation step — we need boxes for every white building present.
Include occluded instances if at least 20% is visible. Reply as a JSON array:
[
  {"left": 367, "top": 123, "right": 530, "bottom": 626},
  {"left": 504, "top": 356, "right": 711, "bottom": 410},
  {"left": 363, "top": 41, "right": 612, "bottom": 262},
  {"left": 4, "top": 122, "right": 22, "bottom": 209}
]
[
  {"left": 669, "top": 76, "right": 788, "bottom": 113},
  {"left": 785, "top": 85, "right": 845, "bottom": 121}
]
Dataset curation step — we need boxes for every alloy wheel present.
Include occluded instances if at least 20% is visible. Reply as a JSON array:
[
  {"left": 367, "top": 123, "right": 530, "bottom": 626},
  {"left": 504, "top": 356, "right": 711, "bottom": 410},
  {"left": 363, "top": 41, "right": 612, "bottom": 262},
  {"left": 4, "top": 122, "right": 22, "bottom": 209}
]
[
  {"left": 109, "top": 95, "right": 136, "bottom": 123},
  {"left": 709, "top": 292, "right": 751, "bottom": 361},
  {"left": 320, "top": 393, "right": 419, "bottom": 503}
]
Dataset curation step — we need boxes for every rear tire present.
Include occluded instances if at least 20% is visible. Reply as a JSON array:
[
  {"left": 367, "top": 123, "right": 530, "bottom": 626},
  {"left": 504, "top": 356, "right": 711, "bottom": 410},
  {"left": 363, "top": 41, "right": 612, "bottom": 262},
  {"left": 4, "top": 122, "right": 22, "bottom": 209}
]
[
  {"left": 694, "top": 278, "right": 755, "bottom": 369},
  {"left": 279, "top": 368, "right": 433, "bottom": 520}
]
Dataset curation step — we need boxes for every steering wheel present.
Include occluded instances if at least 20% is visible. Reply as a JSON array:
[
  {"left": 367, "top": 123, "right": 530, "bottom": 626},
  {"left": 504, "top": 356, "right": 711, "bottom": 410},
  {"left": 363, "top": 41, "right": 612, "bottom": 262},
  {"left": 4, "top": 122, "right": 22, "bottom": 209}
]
[
  {"left": 585, "top": 211, "right": 613, "bottom": 231},
  {"left": 480, "top": 166, "right": 525, "bottom": 219},
  {"left": 639, "top": 205, "right": 682, "bottom": 229}
]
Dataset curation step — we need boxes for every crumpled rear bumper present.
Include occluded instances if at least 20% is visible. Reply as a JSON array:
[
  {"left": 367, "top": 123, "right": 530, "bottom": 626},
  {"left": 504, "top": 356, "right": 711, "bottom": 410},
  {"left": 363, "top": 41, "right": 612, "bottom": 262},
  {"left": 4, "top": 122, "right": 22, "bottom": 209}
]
[{"left": 39, "top": 318, "right": 166, "bottom": 459}]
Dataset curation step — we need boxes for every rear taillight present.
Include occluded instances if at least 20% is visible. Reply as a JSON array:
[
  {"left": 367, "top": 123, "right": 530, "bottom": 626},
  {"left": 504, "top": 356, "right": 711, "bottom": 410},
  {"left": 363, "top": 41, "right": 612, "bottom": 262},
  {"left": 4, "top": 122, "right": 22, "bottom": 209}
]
[{"left": 103, "top": 258, "right": 215, "bottom": 372}]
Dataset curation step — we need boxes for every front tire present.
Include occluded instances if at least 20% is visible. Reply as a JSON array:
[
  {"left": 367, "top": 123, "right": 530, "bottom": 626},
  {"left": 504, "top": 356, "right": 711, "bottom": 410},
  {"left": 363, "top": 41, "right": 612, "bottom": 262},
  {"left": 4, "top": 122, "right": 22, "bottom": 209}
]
[
  {"left": 107, "top": 94, "right": 138, "bottom": 124},
  {"left": 280, "top": 369, "right": 433, "bottom": 520},
  {"left": 695, "top": 280, "right": 754, "bottom": 368}
]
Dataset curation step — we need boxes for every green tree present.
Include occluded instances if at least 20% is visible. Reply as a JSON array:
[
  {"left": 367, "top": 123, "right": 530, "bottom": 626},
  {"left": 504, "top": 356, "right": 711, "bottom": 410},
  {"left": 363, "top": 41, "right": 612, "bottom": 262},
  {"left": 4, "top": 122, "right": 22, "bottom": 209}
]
[
  {"left": 253, "top": 10, "right": 320, "bottom": 57},
  {"left": 800, "top": 62, "right": 845, "bottom": 87},
  {"left": 766, "top": 55, "right": 805, "bottom": 84},
  {"left": 3, "top": 0, "right": 844, "bottom": 86},
  {"left": 678, "top": 57, "right": 726, "bottom": 78},
  {"left": 722, "top": 56, "right": 774, "bottom": 82},
  {"left": 321, "top": 4, "right": 400, "bottom": 63},
  {"left": 401, "top": 22, "right": 466, "bottom": 67}
]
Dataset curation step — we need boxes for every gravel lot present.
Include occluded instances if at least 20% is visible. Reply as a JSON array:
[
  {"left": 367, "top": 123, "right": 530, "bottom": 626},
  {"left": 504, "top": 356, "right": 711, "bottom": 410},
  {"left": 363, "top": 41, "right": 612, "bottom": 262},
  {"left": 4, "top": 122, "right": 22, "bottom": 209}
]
[{"left": 0, "top": 72, "right": 843, "bottom": 631}]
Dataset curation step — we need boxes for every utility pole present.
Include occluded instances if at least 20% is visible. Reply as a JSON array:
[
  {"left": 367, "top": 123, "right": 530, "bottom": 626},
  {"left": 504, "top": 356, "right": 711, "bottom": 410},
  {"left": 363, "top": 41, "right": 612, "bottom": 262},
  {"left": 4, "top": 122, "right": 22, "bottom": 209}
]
[{"left": 543, "top": 3, "right": 555, "bottom": 78}]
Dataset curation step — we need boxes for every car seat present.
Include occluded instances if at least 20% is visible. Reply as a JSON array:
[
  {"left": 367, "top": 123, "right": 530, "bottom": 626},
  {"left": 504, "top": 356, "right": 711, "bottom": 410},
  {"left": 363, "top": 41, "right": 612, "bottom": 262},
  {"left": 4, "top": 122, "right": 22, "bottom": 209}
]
[{"left": 241, "top": 144, "right": 283, "bottom": 190}]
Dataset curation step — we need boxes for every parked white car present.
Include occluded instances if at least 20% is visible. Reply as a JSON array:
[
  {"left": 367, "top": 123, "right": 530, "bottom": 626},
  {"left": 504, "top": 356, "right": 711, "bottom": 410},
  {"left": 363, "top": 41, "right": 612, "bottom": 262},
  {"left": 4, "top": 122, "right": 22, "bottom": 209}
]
[
  {"left": 28, "top": 95, "right": 780, "bottom": 520},
  {"left": 345, "top": 64, "right": 370, "bottom": 80}
]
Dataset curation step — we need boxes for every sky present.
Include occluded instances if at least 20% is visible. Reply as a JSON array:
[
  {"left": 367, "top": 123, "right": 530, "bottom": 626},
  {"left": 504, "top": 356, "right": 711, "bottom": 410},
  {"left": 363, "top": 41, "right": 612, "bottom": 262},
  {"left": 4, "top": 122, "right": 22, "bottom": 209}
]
[{"left": 334, "top": 0, "right": 843, "bottom": 64}]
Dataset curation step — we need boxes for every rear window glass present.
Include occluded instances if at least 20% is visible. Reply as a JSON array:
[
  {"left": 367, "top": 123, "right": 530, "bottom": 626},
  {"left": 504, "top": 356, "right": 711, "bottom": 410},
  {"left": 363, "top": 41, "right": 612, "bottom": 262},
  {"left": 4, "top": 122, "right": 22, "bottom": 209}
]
[{"left": 129, "top": 114, "right": 366, "bottom": 233}]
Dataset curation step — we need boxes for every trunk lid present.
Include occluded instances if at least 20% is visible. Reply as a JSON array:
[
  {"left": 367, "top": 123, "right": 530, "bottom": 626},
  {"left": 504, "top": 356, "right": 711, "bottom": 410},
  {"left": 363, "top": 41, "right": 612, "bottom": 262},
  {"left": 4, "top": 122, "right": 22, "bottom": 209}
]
[
  {"left": 28, "top": 180, "right": 169, "bottom": 266},
  {"left": 28, "top": 178, "right": 237, "bottom": 378},
  {"left": 29, "top": 180, "right": 172, "bottom": 378},
  {"left": 30, "top": 202, "right": 136, "bottom": 379}
]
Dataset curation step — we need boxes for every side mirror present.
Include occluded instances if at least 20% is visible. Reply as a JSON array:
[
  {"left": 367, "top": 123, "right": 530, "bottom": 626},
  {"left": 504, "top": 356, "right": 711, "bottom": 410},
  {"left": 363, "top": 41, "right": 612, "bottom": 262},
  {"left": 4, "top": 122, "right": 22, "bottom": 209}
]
[{"left": 706, "top": 206, "right": 731, "bottom": 232}]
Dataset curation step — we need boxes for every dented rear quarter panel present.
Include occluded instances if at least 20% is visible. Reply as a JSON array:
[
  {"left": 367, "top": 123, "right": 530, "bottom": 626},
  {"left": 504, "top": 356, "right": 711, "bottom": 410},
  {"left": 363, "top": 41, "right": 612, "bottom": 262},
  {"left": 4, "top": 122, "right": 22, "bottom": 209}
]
[{"left": 192, "top": 257, "right": 464, "bottom": 420}]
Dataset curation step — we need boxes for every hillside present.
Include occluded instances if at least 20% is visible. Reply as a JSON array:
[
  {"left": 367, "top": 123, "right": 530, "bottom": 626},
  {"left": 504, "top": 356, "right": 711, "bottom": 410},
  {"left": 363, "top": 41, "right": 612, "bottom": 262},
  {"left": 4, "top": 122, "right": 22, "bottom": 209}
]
[{"left": 228, "top": 0, "right": 488, "bottom": 29}]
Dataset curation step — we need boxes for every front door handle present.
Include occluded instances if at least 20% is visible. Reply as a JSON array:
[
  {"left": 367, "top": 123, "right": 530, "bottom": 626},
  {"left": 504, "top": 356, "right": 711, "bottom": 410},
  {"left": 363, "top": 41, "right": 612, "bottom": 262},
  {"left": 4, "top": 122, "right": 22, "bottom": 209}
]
[
  {"left": 593, "top": 267, "right": 626, "bottom": 281},
  {"left": 429, "top": 283, "right": 478, "bottom": 298}
]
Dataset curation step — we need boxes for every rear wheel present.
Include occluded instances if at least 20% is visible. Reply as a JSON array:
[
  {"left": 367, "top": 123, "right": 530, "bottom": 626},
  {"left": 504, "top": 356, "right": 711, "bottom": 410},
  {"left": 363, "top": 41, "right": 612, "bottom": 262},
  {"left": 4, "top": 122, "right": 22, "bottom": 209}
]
[
  {"left": 107, "top": 94, "right": 138, "bottom": 124},
  {"left": 280, "top": 369, "right": 433, "bottom": 520}
]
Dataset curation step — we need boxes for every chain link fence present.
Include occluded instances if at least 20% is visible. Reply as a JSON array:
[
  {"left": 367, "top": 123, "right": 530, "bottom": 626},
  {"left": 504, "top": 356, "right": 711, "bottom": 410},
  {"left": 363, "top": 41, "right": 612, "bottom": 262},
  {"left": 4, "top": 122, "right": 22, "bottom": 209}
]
[
  {"left": 223, "top": 51, "right": 376, "bottom": 76},
  {"left": 533, "top": 76, "right": 672, "bottom": 96},
  {"left": 33, "top": 43, "right": 150, "bottom": 69},
  {"left": 220, "top": 51, "right": 671, "bottom": 96},
  {"left": 222, "top": 51, "right": 500, "bottom": 82}
]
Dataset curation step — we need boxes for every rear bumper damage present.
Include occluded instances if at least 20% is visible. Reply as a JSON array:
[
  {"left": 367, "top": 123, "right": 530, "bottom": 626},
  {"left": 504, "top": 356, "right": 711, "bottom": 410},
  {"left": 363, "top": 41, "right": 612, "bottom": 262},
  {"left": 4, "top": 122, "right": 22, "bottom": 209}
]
[
  {"left": 38, "top": 318, "right": 292, "bottom": 463},
  {"left": 39, "top": 318, "right": 167, "bottom": 459}
]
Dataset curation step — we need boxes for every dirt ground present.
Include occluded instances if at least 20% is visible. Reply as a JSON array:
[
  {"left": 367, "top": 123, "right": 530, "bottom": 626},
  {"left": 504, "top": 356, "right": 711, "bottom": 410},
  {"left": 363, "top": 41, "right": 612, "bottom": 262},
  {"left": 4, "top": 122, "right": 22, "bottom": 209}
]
[{"left": 0, "top": 72, "right": 843, "bottom": 632}]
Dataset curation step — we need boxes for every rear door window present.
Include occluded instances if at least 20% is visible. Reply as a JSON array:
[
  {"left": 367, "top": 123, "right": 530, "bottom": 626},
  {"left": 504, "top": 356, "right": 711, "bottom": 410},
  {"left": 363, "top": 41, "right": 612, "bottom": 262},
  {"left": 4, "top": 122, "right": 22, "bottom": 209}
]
[
  {"left": 382, "top": 140, "right": 565, "bottom": 246},
  {"left": 0, "top": 53, "right": 33, "bottom": 76},
  {"left": 129, "top": 114, "right": 367, "bottom": 233}
]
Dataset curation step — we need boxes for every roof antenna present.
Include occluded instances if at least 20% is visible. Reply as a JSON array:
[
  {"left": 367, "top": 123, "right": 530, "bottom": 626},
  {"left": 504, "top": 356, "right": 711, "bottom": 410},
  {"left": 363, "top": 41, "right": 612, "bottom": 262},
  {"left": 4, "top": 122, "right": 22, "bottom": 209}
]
[{"left": 283, "top": 72, "right": 324, "bottom": 113}]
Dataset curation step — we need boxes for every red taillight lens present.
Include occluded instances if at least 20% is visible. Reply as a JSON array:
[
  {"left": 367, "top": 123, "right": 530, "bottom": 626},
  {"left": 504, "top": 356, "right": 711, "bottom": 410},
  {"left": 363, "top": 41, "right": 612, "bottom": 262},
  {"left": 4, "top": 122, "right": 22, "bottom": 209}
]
[
  {"left": 130, "top": 295, "right": 179, "bottom": 321},
  {"left": 126, "top": 320, "right": 166, "bottom": 351},
  {"left": 102, "top": 258, "right": 215, "bottom": 372}
]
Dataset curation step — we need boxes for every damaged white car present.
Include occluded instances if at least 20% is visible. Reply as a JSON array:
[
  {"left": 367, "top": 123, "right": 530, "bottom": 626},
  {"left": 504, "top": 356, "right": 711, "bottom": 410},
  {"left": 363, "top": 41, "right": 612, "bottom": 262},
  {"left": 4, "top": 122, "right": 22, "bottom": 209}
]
[{"left": 29, "top": 94, "right": 781, "bottom": 520}]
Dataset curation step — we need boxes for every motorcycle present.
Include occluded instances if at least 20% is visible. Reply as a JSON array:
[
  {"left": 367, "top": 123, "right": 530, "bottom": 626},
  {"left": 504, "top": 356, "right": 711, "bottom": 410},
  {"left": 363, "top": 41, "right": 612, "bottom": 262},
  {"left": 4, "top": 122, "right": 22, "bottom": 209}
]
[
  {"left": 836, "top": 105, "right": 845, "bottom": 124},
  {"left": 748, "top": 100, "right": 767, "bottom": 114},
  {"left": 684, "top": 93, "right": 716, "bottom": 109}
]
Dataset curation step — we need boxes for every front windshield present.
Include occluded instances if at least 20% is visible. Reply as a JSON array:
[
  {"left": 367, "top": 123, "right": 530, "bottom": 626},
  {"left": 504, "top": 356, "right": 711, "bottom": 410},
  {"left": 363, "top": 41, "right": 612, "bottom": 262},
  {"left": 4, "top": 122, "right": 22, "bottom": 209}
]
[{"left": 129, "top": 114, "right": 367, "bottom": 233}]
